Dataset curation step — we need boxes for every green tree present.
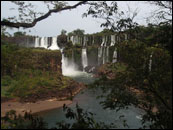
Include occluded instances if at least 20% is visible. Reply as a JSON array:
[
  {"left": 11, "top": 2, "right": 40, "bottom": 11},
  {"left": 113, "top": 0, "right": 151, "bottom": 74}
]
[
  {"left": 73, "top": 29, "right": 85, "bottom": 36},
  {"left": 13, "top": 31, "right": 26, "bottom": 37},
  {"left": 61, "top": 29, "right": 67, "bottom": 35},
  {"left": 90, "top": 40, "right": 172, "bottom": 129}
]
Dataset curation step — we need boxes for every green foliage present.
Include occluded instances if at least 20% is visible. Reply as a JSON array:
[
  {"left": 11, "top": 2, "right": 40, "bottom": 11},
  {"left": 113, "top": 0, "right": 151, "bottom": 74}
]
[
  {"left": 1, "top": 110, "right": 48, "bottom": 129},
  {"left": 91, "top": 40, "right": 172, "bottom": 129},
  {"left": 13, "top": 31, "right": 26, "bottom": 37},
  {"left": 137, "top": 23, "right": 172, "bottom": 54},
  {"left": 57, "top": 34, "right": 68, "bottom": 48},
  {"left": 1, "top": 104, "right": 117, "bottom": 129},
  {"left": 56, "top": 104, "right": 116, "bottom": 129},
  {"left": 72, "top": 29, "right": 85, "bottom": 36},
  {"left": 1, "top": 43, "right": 75, "bottom": 101}
]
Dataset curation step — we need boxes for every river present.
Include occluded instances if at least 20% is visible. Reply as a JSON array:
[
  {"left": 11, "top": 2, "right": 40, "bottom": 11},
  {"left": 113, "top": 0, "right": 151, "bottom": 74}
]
[{"left": 37, "top": 71, "right": 147, "bottom": 129}]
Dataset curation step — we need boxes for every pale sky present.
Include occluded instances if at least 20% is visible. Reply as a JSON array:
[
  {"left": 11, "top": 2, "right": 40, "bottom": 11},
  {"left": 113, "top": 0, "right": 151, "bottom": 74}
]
[{"left": 1, "top": 1, "right": 159, "bottom": 37}]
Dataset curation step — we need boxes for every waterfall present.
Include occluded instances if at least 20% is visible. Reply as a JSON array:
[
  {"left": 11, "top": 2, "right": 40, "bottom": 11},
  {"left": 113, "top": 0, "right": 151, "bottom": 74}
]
[
  {"left": 106, "top": 46, "right": 109, "bottom": 63},
  {"left": 149, "top": 54, "right": 153, "bottom": 72},
  {"left": 61, "top": 49, "right": 80, "bottom": 76},
  {"left": 105, "top": 36, "right": 108, "bottom": 47},
  {"left": 44, "top": 37, "right": 48, "bottom": 48},
  {"left": 80, "top": 36, "right": 83, "bottom": 46},
  {"left": 98, "top": 46, "right": 109, "bottom": 65},
  {"left": 110, "top": 35, "right": 115, "bottom": 46},
  {"left": 101, "top": 36, "right": 105, "bottom": 46},
  {"left": 92, "top": 36, "right": 94, "bottom": 45},
  {"left": 47, "top": 37, "right": 52, "bottom": 48},
  {"left": 82, "top": 48, "right": 88, "bottom": 71},
  {"left": 35, "top": 37, "right": 40, "bottom": 47},
  {"left": 72, "top": 35, "right": 79, "bottom": 45},
  {"left": 48, "top": 36, "right": 60, "bottom": 50},
  {"left": 70, "top": 36, "right": 74, "bottom": 45},
  {"left": 40, "top": 37, "right": 45, "bottom": 48},
  {"left": 112, "top": 48, "right": 117, "bottom": 63},
  {"left": 39, "top": 38, "right": 41, "bottom": 46},
  {"left": 103, "top": 47, "right": 106, "bottom": 64},
  {"left": 83, "top": 36, "right": 87, "bottom": 47},
  {"left": 98, "top": 47, "right": 103, "bottom": 65}
]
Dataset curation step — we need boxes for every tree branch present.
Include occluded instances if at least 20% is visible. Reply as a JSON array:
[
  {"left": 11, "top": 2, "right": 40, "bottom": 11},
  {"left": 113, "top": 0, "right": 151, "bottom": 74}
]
[{"left": 1, "top": 1, "right": 87, "bottom": 28}]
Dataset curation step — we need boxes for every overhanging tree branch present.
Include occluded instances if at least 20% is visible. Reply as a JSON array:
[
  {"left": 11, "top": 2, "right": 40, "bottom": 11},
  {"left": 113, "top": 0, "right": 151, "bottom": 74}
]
[{"left": 1, "top": 1, "right": 87, "bottom": 28}]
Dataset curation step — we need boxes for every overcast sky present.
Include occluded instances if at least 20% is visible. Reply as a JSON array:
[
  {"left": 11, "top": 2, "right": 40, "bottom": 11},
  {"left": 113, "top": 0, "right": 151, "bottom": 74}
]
[{"left": 1, "top": 1, "right": 159, "bottom": 37}]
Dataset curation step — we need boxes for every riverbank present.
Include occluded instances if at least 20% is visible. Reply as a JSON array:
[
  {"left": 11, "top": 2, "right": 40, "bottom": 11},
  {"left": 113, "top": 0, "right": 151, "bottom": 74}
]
[
  {"left": 1, "top": 98, "right": 72, "bottom": 117},
  {"left": 1, "top": 75, "right": 86, "bottom": 117},
  {"left": 1, "top": 84, "right": 85, "bottom": 117}
]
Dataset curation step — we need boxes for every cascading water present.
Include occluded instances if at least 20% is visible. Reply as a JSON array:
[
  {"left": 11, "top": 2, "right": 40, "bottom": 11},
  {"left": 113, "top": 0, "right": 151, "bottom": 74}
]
[
  {"left": 61, "top": 49, "right": 79, "bottom": 76},
  {"left": 98, "top": 47, "right": 103, "bottom": 65},
  {"left": 110, "top": 35, "right": 116, "bottom": 46},
  {"left": 44, "top": 37, "right": 48, "bottom": 48},
  {"left": 40, "top": 37, "right": 46, "bottom": 48},
  {"left": 101, "top": 36, "right": 105, "bottom": 46},
  {"left": 92, "top": 36, "right": 94, "bottom": 45},
  {"left": 70, "top": 36, "right": 74, "bottom": 45},
  {"left": 83, "top": 36, "right": 87, "bottom": 47},
  {"left": 102, "top": 47, "right": 106, "bottom": 64},
  {"left": 48, "top": 37, "right": 60, "bottom": 50},
  {"left": 106, "top": 46, "right": 109, "bottom": 63},
  {"left": 82, "top": 48, "right": 88, "bottom": 71},
  {"left": 112, "top": 48, "right": 117, "bottom": 63},
  {"left": 35, "top": 37, "right": 40, "bottom": 47},
  {"left": 149, "top": 53, "right": 153, "bottom": 72}
]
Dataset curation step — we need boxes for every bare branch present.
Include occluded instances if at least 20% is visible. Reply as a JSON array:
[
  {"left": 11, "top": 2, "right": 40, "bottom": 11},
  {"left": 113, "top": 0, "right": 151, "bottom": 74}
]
[{"left": 1, "top": 1, "right": 87, "bottom": 28}]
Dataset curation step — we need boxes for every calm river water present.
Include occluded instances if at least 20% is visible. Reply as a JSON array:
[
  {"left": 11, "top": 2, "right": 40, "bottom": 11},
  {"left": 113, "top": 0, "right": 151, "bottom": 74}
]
[{"left": 37, "top": 72, "right": 146, "bottom": 129}]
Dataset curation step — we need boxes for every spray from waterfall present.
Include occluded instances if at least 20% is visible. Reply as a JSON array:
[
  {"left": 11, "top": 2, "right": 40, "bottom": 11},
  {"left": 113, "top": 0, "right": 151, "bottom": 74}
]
[{"left": 61, "top": 49, "right": 80, "bottom": 76}]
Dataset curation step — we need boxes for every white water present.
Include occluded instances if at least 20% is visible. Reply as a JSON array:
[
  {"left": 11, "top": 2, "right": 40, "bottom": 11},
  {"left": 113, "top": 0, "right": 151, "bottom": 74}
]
[
  {"left": 44, "top": 37, "right": 48, "bottom": 48},
  {"left": 106, "top": 46, "right": 109, "bottom": 62},
  {"left": 61, "top": 49, "right": 79, "bottom": 76},
  {"left": 83, "top": 36, "right": 87, "bottom": 46},
  {"left": 33, "top": 35, "right": 120, "bottom": 75},
  {"left": 103, "top": 47, "right": 106, "bottom": 64},
  {"left": 110, "top": 35, "right": 116, "bottom": 46},
  {"left": 70, "top": 36, "right": 74, "bottom": 45},
  {"left": 35, "top": 37, "right": 40, "bottom": 47},
  {"left": 101, "top": 36, "right": 105, "bottom": 46},
  {"left": 48, "top": 37, "right": 60, "bottom": 50},
  {"left": 98, "top": 46, "right": 110, "bottom": 65},
  {"left": 98, "top": 47, "right": 103, "bottom": 65},
  {"left": 112, "top": 48, "right": 117, "bottom": 63},
  {"left": 40, "top": 37, "right": 46, "bottom": 48},
  {"left": 82, "top": 48, "right": 88, "bottom": 71}
]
